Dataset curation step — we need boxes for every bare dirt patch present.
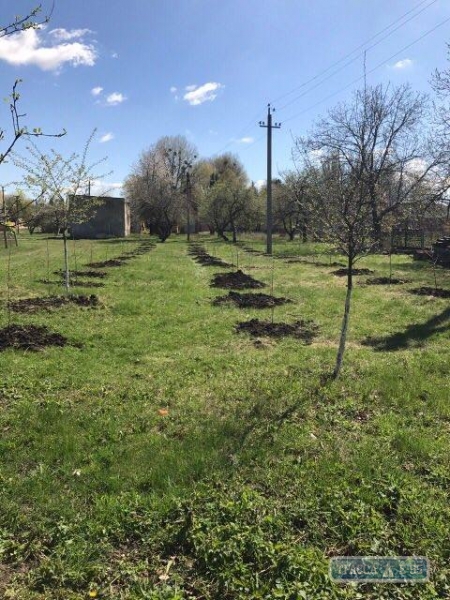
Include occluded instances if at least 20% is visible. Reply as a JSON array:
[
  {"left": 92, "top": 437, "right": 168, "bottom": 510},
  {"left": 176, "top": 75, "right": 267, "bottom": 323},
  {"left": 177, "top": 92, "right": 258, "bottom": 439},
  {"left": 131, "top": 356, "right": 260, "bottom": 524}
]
[
  {"left": 409, "top": 287, "right": 450, "bottom": 298},
  {"left": 54, "top": 270, "right": 107, "bottom": 279},
  {"left": 236, "top": 318, "right": 319, "bottom": 343},
  {"left": 71, "top": 280, "right": 105, "bottom": 288},
  {"left": 364, "top": 277, "right": 410, "bottom": 285},
  {"left": 87, "top": 259, "right": 124, "bottom": 268},
  {"left": 210, "top": 270, "right": 266, "bottom": 290},
  {"left": 8, "top": 294, "right": 99, "bottom": 313},
  {"left": 0, "top": 324, "right": 70, "bottom": 351},
  {"left": 39, "top": 279, "right": 106, "bottom": 288},
  {"left": 213, "top": 291, "right": 292, "bottom": 308},
  {"left": 188, "top": 244, "right": 232, "bottom": 267},
  {"left": 287, "top": 259, "right": 345, "bottom": 267},
  {"left": 332, "top": 268, "right": 374, "bottom": 277}
]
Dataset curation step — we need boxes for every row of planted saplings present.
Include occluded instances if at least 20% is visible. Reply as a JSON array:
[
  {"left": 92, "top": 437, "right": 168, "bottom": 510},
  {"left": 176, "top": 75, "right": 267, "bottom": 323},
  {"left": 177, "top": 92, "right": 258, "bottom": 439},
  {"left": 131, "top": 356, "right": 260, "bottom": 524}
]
[
  {"left": 0, "top": 240, "right": 156, "bottom": 352},
  {"left": 188, "top": 241, "right": 319, "bottom": 343},
  {"left": 238, "top": 241, "right": 450, "bottom": 298}
]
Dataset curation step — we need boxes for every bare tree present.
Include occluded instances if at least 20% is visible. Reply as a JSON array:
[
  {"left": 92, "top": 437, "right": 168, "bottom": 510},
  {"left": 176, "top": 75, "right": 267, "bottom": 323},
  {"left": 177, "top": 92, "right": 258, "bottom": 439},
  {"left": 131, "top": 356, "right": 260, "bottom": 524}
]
[
  {"left": 295, "top": 145, "right": 376, "bottom": 379},
  {"left": 272, "top": 172, "right": 311, "bottom": 241},
  {"left": 125, "top": 136, "right": 198, "bottom": 241},
  {"left": 304, "top": 83, "right": 448, "bottom": 246},
  {"left": 14, "top": 131, "right": 108, "bottom": 291},
  {"left": 295, "top": 84, "right": 450, "bottom": 378}
]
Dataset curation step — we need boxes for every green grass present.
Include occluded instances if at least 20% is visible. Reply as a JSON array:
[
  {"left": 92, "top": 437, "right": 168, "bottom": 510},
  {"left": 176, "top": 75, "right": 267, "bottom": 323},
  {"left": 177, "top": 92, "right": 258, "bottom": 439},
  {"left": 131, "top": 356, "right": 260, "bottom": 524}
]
[{"left": 0, "top": 232, "right": 450, "bottom": 598}]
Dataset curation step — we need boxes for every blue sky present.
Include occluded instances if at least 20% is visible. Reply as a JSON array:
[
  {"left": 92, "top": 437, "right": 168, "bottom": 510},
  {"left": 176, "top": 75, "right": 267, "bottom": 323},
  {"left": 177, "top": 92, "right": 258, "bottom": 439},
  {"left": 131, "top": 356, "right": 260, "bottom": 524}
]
[{"left": 1, "top": 0, "right": 450, "bottom": 196}]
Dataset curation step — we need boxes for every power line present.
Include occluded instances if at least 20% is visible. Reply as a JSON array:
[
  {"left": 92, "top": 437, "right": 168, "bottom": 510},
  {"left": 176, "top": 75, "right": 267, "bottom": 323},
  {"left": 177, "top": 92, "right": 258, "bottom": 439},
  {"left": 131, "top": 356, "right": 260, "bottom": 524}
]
[
  {"left": 276, "top": 0, "right": 438, "bottom": 111},
  {"left": 282, "top": 13, "right": 450, "bottom": 126},
  {"left": 210, "top": 0, "right": 437, "bottom": 159},
  {"left": 271, "top": 0, "right": 435, "bottom": 107}
]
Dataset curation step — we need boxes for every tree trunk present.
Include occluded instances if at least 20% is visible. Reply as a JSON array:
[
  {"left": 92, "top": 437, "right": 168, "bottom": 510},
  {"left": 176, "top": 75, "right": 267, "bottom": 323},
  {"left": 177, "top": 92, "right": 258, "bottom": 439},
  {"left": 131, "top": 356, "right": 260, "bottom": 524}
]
[
  {"left": 232, "top": 226, "right": 237, "bottom": 243},
  {"left": 333, "top": 256, "right": 353, "bottom": 379},
  {"left": 62, "top": 229, "right": 70, "bottom": 293},
  {"left": 288, "top": 230, "right": 295, "bottom": 241}
]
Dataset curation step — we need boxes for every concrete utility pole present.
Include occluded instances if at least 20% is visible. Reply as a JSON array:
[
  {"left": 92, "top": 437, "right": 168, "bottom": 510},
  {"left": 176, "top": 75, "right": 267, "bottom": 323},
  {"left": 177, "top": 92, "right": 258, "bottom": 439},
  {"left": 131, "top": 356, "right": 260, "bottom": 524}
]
[{"left": 259, "top": 104, "right": 281, "bottom": 255}]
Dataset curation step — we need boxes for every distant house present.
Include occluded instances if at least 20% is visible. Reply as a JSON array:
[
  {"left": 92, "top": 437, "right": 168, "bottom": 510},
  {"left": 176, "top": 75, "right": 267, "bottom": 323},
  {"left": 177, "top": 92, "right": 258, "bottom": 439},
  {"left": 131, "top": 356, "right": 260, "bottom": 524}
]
[{"left": 70, "top": 196, "right": 131, "bottom": 239}]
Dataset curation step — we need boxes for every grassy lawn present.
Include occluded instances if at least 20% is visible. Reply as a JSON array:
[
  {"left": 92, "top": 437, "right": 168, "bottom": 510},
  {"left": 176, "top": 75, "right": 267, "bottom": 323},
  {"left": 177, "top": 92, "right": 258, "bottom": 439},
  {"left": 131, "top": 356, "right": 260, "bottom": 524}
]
[{"left": 0, "top": 232, "right": 449, "bottom": 599}]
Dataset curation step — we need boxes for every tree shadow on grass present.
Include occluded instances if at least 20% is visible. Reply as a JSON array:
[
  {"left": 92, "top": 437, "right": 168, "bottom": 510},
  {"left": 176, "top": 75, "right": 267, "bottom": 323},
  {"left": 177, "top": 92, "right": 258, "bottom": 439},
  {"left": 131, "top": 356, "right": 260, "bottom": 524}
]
[{"left": 362, "top": 307, "right": 450, "bottom": 351}]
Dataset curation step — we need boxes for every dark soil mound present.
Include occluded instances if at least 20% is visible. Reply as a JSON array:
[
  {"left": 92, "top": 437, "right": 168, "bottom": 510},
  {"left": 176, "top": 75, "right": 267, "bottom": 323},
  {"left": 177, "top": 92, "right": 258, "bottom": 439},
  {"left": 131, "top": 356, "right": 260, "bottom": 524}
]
[
  {"left": 87, "top": 259, "right": 124, "bottom": 268},
  {"left": 409, "top": 287, "right": 450, "bottom": 298},
  {"left": 365, "top": 277, "right": 409, "bottom": 285},
  {"left": 236, "top": 318, "right": 318, "bottom": 343},
  {"left": 332, "top": 268, "right": 374, "bottom": 276},
  {"left": 54, "top": 270, "right": 107, "bottom": 279},
  {"left": 0, "top": 324, "right": 69, "bottom": 351},
  {"left": 71, "top": 281, "right": 105, "bottom": 288},
  {"left": 195, "top": 255, "right": 232, "bottom": 267},
  {"left": 287, "top": 259, "right": 345, "bottom": 267},
  {"left": 213, "top": 291, "right": 291, "bottom": 308},
  {"left": 8, "top": 294, "right": 99, "bottom": 313},
  {"left": 211, "top": 270, "right": 265, "bottom": 290},
  {"left": 188, "top": 245, "right": 232, "bottom": 267},
  {"left": 240, "top": 245, "right": 265, "bottom": 255}
]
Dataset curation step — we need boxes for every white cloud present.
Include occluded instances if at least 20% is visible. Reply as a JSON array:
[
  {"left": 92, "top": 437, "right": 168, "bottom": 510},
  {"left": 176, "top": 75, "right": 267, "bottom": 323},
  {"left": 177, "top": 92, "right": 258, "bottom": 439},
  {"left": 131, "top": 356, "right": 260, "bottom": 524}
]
[
  {"left": 254, "top": 179, "right": 266, "bottom": 190},
  {"left": 391, "top": 58, "right": 413, "bottom": 70},
  {"left": 170, "top": 86, "right": 177, "bottom": 93},
  {"left": 185, "top": 84, "right": 197, "bottom": 92},
  {"left": 111, "top": 52, "right": 119, "bottom": 59},
  {"left": 106, "top": 92, "right": 126, "bottom": 106},
  {"left": 183, "top": 82, "right": 224, "bottom": 106},
  {"left": 99, "top": 132, "right": 114, "bottom": 143},
  {"left": 91, "top": 86, "right": 103, "bottom": 96},
  {"left": 50, "top": 28, "right": 93, "bottom": 41},
  {"left": 0, "top": 28, "right": 96, "bottom": 71},
  {"left": 239, "top": 137, "right": 254, "bottom": 144},
  {"left": 90, "top": 180, "right": 123, "bottom": 197}
]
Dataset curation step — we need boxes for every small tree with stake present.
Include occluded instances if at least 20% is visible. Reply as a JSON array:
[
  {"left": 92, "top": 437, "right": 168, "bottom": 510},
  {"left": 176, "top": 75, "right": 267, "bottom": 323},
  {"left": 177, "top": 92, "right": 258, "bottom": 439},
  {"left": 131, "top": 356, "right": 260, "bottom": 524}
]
[{"left": 14, "top": 131, "right": 108, "bottom": 292}]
